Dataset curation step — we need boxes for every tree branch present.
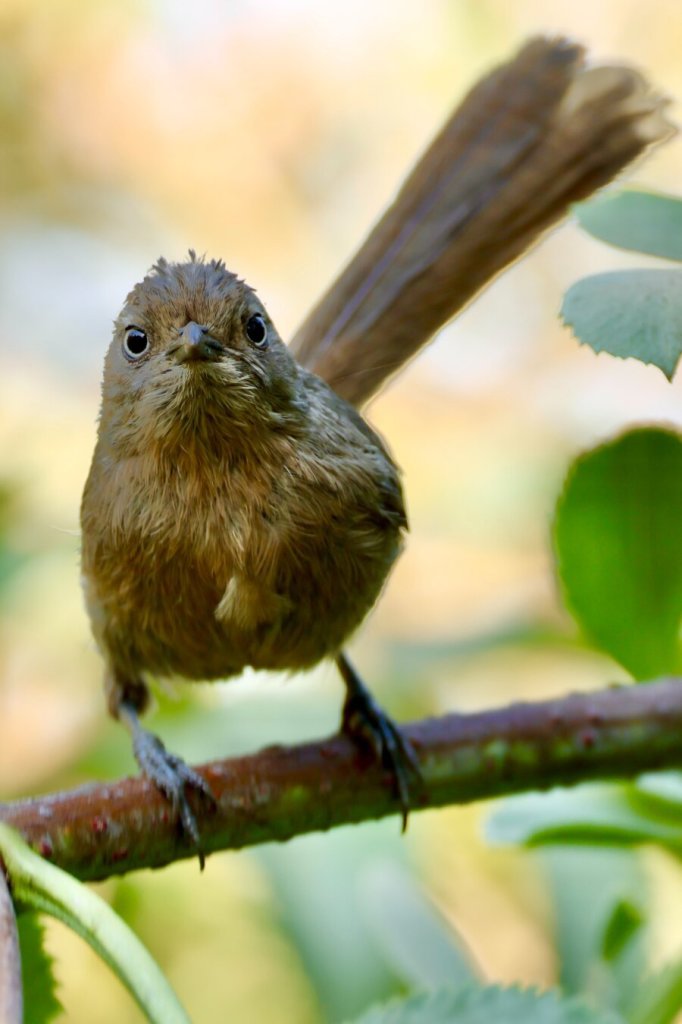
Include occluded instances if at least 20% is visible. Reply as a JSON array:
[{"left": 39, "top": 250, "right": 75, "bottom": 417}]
[{"left": 2, "top": 678, "right": 682, "bottom": 881}]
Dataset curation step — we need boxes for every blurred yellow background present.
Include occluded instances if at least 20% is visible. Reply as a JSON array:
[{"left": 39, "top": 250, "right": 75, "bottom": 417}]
[{"left": 1, "top": 1, "right": 682, "bottom": 1021}]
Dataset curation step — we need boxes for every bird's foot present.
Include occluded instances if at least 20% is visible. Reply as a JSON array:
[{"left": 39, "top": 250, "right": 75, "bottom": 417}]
[
  {"left": 337, "top": 655, "right": 422, "bottom": 829},
  {"left": 119, "top": 702, "right": 216, "bottom": 869}
]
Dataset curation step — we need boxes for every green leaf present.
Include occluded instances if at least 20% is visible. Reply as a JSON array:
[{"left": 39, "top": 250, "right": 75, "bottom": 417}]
[
  {"left": 487, "top": 786, "right": 682, "bottom": 852},
  {"left": 258, "top": 828, "right": 405, "bottom": 1022},
  {"left": 17, "top": 913, "right": 62, "bottom": 1024},
  {"left": 575, "top": 191, "right": 682, "bottom": 262},
  {"left": 597, "top": 893, "right": 649, "bottom": 1020},
  {"left": 345, "top": 985, "right": 625, "bottom": 1024},
  {"left": 628, "top": 958, "right": 682, "bottom": 1024},
  {"left": 0, "top": 824, "right": 190, "bottom": 1024},
  {"left": 360, "top": 862, "right": 479, "bottom": 989},
  {"left": 553, "top": 428, "right": 682, "bottom": 677},
  {"left": 600, "top": 900, "right": 644, "bottom": 962},
  {"left": 635, "top": 771, "right": 682, "bottom": 810},
  {"left": 536, "top": 845, "right": 647, "bottom": 1008},
  {"left": 561, "top": 269, "right": 682, "bottom": 379}
]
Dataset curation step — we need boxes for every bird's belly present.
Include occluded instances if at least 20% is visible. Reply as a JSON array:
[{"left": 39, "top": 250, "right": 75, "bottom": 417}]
[{"left": 101, "top": 521, "right": 398, "bottom": 682}]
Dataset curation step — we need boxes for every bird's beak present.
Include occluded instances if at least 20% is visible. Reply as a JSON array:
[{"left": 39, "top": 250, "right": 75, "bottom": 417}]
[{"left": 172, "top": 321, "right": 222, "bottom": 363}]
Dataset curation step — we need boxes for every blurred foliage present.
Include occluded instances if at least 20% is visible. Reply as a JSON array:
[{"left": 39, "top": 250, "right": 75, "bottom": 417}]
[
  {"left": 488, "top": 784, "right": 682, "bottom": 851},
  {"left": 554, "top": 428, "right": 682, "bottom": 679},
  {"left": 357, "top": 861, "right": 478, "bottom": 990},
  {"left": 0, "top": 480, "right": 32, "bottom": 599},
  {"left": 629, "top": 960, "right": 682, "bottom": 1024},
  {"left": 258, "top": 834, "right": 407, "bottom": 1022},
  {"left": 481, "top": 185, "right": 682, "bottom": 1024},
  {"left": 347, "top": 986, "right": 626, "bottom": 1024},
  {"left": 488, "top": 803, "right": 682, "bottom": 1023}
]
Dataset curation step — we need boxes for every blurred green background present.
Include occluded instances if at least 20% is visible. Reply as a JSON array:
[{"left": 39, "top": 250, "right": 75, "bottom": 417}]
[{"left": 1, "top": 0, "right": 682, "bottom": 1020}]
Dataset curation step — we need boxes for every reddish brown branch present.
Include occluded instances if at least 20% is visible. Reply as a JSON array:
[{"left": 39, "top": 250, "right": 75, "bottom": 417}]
[{"left": 2, "top": 678, "right": 682, "bottom": 881}]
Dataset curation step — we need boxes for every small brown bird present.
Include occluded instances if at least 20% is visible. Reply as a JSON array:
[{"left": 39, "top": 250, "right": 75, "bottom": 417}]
[
  {"left": 80, "top": 38, "right": 672, "bottom": 854},
  {"left": 80, "top": 253, "right": 415, "bottom": 848}
]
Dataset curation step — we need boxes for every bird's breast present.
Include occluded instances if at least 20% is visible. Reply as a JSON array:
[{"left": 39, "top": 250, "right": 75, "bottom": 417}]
[{"left": 82, "top": 439, "right": 402, "bottom": 679}]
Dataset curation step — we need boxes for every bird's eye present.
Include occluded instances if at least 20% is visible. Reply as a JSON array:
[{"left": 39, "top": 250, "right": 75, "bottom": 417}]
[
  {"left": 123, "top": 327, "right": 149, "bottom": 361},
  {"left": 245, "top": 314, "right": 268, "bottom": 348}
]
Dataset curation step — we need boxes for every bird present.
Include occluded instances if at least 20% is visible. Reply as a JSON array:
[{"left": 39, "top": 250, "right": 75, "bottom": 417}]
[
  {"left": 80, "top": 253, "right": 416, "bottom": 855},
  {"left": 80, "top": 37, "right": 673, "bottom": 859}
]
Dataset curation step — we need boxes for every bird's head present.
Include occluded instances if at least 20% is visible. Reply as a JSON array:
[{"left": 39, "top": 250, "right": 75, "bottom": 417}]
[{"left": 100, "top": 252, "right": 304, "bottom": 456}]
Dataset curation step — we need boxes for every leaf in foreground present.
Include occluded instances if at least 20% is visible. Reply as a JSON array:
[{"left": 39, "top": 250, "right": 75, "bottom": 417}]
[
  {"left": 0, "top": 824, "right": 190, "bottom": 1024},
  {"left": 536, "top": 844, "right": 646, "bottom": 1004},
  {"left": 554, "top": 428, "right": 682, "bottom": 678},
  {"left": 575, "top": 191, "right": 682, "bottom": 262},
  {"left": 561, "top": 269, "right": 682, "bottom": 379},
  {"left": 17, "top": 913, "right": 62, "bottom": 1024},
  {"left": 346, "top": 985, "right": 625, "bottom": 1024},
  {"left": 627, "top": 957, "right": 682, "bottom": 1024},
  {"left": 359, "top": 861, "right": 479, "bottom": 990},
  {"left": 486, "top": 785, "right": 682, "bottom": 854}
]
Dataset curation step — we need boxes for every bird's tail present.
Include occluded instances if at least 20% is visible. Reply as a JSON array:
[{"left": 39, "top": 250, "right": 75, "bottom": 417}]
[{"left": 290, "top": 37, "right": 674, "bottom": 406}]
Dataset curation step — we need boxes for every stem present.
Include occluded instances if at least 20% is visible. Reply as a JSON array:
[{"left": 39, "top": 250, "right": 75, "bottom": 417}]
[
  {"left": 2, "top": 678, "right": 682, "bottom": 881},
  {"left": 0, "top": 865, "right": 22, "bottom": 1024},
  {"left": 0, "top": 824, "right": 190, "bottom": 1024}
]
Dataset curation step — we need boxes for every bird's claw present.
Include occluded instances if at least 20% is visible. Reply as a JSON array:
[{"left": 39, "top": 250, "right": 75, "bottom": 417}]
[
  {"left": 130, "top": 725, "right": 216, "bottom": 869},
  {"left": 342, "top": 685, "right": 422, "bottom": 830}
]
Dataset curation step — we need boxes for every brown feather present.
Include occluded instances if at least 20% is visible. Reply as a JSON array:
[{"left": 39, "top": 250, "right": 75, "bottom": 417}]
[{"left": 289, "top": 38, "right": 673, "bottom": 406}]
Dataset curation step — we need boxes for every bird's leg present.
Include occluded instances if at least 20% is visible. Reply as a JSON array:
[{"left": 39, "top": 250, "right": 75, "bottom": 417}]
[
  {"left": 337, "top": 652, "right": 421, "bottom": 829},
  {"left": 109, "top": 675, "right": 215, "bottom": 868}
]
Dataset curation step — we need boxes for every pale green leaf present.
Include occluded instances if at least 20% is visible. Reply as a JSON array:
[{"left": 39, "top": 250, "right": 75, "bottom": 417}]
[
  {"left": 635, "top": 771, "right": 682, "bottom": 809},
  {"left": 575, "top": 191, "right": 682, "bottom": 262},
  {"left": 539, "top": 846, "right": 647, "bottom": 1014},
  {"left": 628, "top": 958, "right": 682, "bottom": 1024},
  {"left": 360, "top": 862, "right": 479, "bottom": 989},
  {"left": 346, "top": 985, "right": 625, "bottom": 1024},
  {"left": 561, "top": 269, "right": 682, "bottom": 379},
  {"left": 487, "top": 787, "right": 682, "bottom": 852},
  {"left": 258, "top": 829, "right": 403, "bottom": 1022}
]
